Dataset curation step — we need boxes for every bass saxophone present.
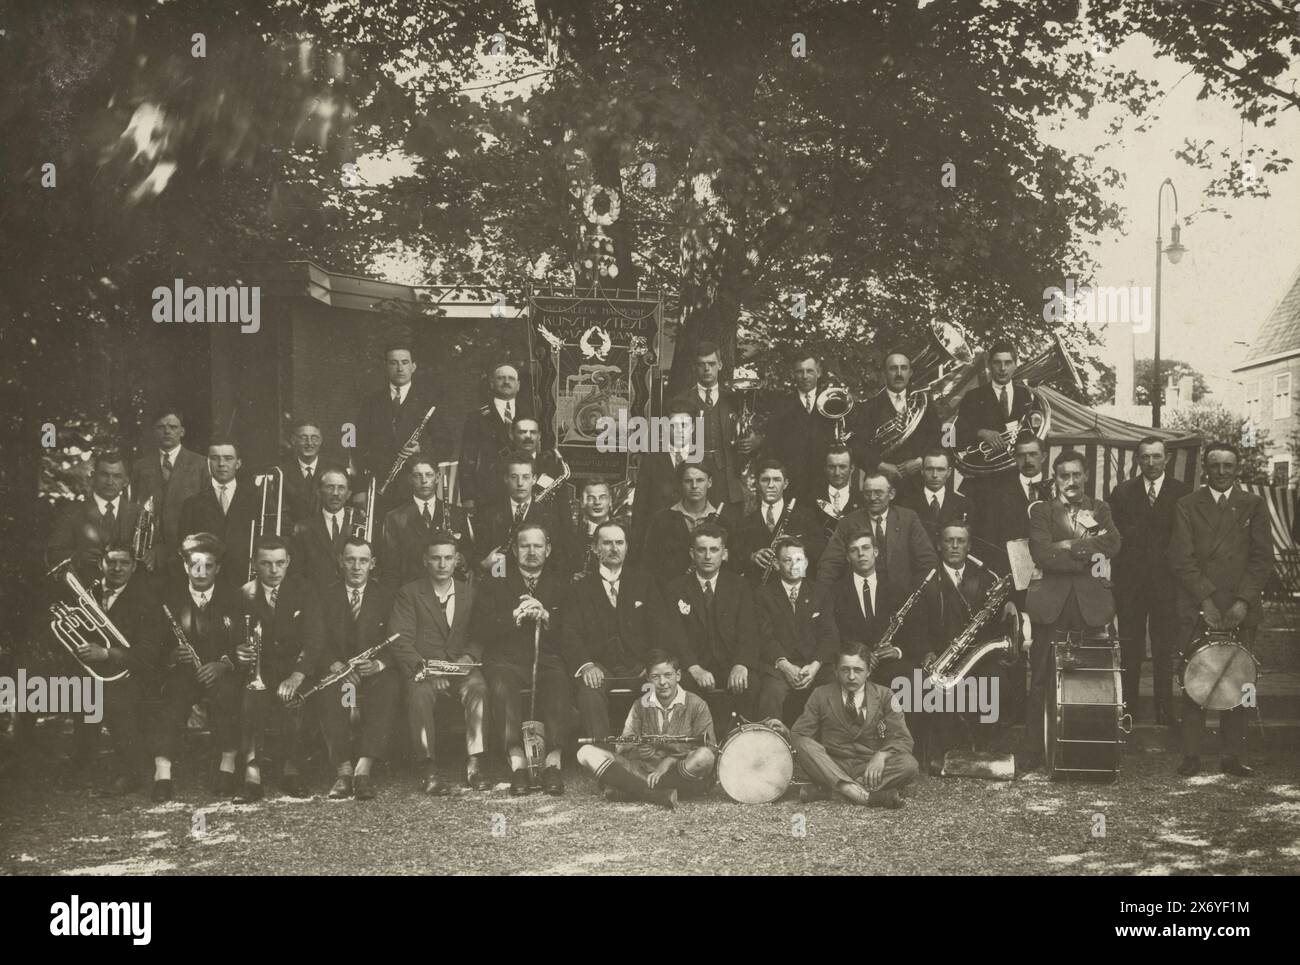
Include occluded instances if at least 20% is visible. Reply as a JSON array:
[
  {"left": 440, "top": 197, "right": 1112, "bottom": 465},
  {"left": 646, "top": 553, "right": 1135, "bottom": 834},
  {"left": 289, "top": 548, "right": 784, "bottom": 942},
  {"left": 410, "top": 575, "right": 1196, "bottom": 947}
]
[
  {"left": 923, "top": 572, "right": 1015, "bottom": 689},
  {"left": 870, "top": 568, "right": 936, "bottom": 666}
]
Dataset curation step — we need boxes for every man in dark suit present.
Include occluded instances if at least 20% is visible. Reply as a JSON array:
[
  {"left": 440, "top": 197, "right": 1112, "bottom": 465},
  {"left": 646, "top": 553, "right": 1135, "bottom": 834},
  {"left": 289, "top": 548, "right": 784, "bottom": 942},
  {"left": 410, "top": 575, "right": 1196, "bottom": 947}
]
[
  {"left": 476, "top": 451, "right": 571, "bottom": 578},
  {"left": 457, "top": 361, "right": 529, "bottom": 513},
  {"left": 47, "top": 452, "right": 142, "bottom": 574},
  {"left": 1025, "top": 451, "right": 1122, "bottom": 765},
  {"left": 733, "top": 457, "right": 826, "bottom": 584},
  {"left": 851, "top": 350, "right": 942, "bottom": 499},
  {"left": 666, "top": 522, "right": 760, "bottom": 731},
  {"left": 355, "top": 342, "right": 448, "bottom": 512},
  {"left": 817, "top": 471, "right": 937, "bottom": 588},
  {"left": 388, "top": 533, "right": 488, "bottom": 792},
  {"left": 177, "top": 439, "right": 260, "bottom": 591},
  {"left": 475, "top": 523, "right": 568, "bottom": 796},
  {"left": 757, "top": 537, "right": 839, "bottom": 722},
  {"left": 681, "top": 340, "right": 760, "bottom": 508},
  {"left": 761, "top": 352, "right": 839, "bottom": 503},
  {"left": 897, "top": 448, "right": 973, "bottom": 550},
  {"left": 830, "top": 531, "right": 913, "bottom": 690},
  {"left": 233, "top": 536, "right": 318, "bottom": 801},
  {"left": 1111, "top": 437, "right": 1191, "bottom": 725},
  {"left": 976, "top": 434, "right": 1050, "bottom": 570},
  {"left": 812, "top": 445, "right": 865, "bottom": 540},
  {"left": 381, "top": 458, "right": 473, "bottom": 588},
  {"left": 279, "top": 418, "right": 325, "bottom": 524},
  {"left": 777, "top": 648, "right": 919, "bottom": 808},
  {"left": 955, "top": 341, "right": 1035, "bottom": 456},
  {"left": 151, "top": 535, "right": 244, "bottom": 802},
  {"left": 916, "top": 521, "right": 1006, "bottom": 771},
  {"left": 561, "top": 520, "right": 685, "bottom": 741},
  {"left": 642, "top": 460, "right": 735, "bottom": 587},
  {"left": 65, "top": 542, "right": 163, "bottom": 795},
  {"left": 303, "top": 537, "right": 400, "bottom": 801},
  {"left": 290, "top": 466, "right": 352, "bottom": 589},
  {"left": 628, "top": 401, "right": 700, "bottom": 554},
  {"left": 131, "top": 409, "right": 209, "bottom": 570},
  {"left": 1168, "top": 443, "right": 1274, "bottom": 778}
]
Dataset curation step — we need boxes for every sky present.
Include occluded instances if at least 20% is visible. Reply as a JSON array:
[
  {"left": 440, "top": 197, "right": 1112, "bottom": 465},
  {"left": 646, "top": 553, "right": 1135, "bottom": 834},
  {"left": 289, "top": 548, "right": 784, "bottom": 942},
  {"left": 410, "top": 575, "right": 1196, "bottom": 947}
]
[{"left": 1044, "top": 33, "right": 1300, "bottom": 408}]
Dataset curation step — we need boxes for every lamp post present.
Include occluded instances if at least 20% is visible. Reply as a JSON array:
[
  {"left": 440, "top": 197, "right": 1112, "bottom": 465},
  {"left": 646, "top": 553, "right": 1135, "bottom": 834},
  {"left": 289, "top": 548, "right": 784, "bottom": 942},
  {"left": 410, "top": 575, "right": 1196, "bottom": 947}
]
[{"left": 1153, "top": 178, "right": 1187, "bottom": 428}]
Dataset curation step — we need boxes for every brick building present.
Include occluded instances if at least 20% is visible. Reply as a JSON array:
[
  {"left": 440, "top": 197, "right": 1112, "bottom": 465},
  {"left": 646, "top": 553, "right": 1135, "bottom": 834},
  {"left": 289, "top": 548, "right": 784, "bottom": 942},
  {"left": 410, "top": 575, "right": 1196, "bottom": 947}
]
[{"left": 1234, "top": 263, "right": 1300, "bottom": 489}]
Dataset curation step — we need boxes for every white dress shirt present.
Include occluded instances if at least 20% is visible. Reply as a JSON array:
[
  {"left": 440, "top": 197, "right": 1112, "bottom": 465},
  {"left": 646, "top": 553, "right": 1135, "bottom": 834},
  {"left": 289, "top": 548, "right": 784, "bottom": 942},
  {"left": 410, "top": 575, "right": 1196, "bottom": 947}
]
[
  {"left": 943, "top": 564, "right": 965, "bottom": 587},
  {"left": 925, "top": 488, "right": 945, "bottom": 511},
  {"left": 852, "top": 571, "right": 878, "bottom": 618},
  {"left": 297, "top": 459, "right": 318, "bottom": 480},
  {"left": 696, "top": 573, "right": 718, "bottom": 596},
  {"left": 889, "top": 389, "right": 907, "bottom": 413},
  {"left": 212, "top": 478, "right": 236, "bottom": 511},
  {"left": 763, "top": 499, "right": 785, "bottom": 528},
  {"left": 493, "top": 397, "right": 514, "bottom": 423},
  {"left": 1021, "top": 473, "right": 1043, "bottom": 502},
  {"left": 391, "top": 382, "right": 411, "bottom": 404},
  {"left": 827, "top": 484, "right": 850, "bottom": 513},
  {"left": 322, "top": 507, "right": 345, "bottom": 537},
  {"left": 1145, "top": 473, "right": 1165, "bottom": 501},
  {"left": 189, "top": 586, "right": 212, "bottom": 609},
  {"left": 645, "top": 686, "right": 687, "bottom": 731},
  {"left": 431, "top": 581, "right": 456, "bottom": 625},
  {"left": 93, "top": 493, "right": 121, "bottom": 518},
  {"left": 599, "top": 564, "right": 622, "bottom": 608},
  {"left": 160, "top": 444, "right": 182, "bottom": 469}
]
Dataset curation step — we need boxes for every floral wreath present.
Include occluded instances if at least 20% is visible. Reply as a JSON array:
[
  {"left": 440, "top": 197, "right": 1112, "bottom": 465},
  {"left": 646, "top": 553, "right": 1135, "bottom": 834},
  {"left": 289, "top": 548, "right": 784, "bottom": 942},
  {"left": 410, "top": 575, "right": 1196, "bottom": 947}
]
[{"left": 583, "top": 184, "right": 621, "bottom": 226}]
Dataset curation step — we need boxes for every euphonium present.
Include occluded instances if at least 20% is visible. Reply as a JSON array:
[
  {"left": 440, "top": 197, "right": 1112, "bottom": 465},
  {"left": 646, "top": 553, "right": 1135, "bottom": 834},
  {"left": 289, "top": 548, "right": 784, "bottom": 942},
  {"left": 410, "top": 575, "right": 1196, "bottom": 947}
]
[
  {"left": 923, "top": 572, "right": 1015, "bottom": 689},
  {"left": 814, "top": 379, "right": 855, "bottom": 443},
  {"left": 46, "top": 559, "right": 133, "bottom": 683}
]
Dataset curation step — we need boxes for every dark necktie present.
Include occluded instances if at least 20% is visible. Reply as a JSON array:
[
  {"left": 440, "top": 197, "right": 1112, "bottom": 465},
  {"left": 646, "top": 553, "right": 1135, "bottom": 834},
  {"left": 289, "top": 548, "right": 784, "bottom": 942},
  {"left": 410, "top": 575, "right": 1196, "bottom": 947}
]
[
  {"left": 161, "top": 452, "right": 173, "bottom": 484},
  {"left": 102, "top": 501, "right": 116, "bottom": 534},
  {"left": 702, "top": 580, "right": 716, "bottom": 649},
  {"left": 330, "top": 514, "right": 340, "bottom": 542},
  {"left": 350, "top": 588, "right": 362, "bottom": 620},
  {"left": 524, "top": 575, "right": 539, "bottom": 595},
  {"left": 503, "top": 402, "right": 513, "bottom": 427},
  {"left": 437, "top": 592, "right": 451, "bottom": 613},
  {"left": 421, "top": 502, "right": 433, "bottom": 528},
  {"left": 873, "top": 517, "right": 888, "bottom": 580},
  {"left": 514, "top": 501, "right": 527, "bottom": 524},
  {"left": 999, "top": 385, "right": 1011, "bottom": 418},
  {"left": 845, "top": 693, "right": 862, "bottom": 725},
  {"left": 861, "top": 579, "right": 874, "bottom": 620},
  {"left": 766, "top": 504, "right": 777, "bottom": 530},
  {"left": 788, "top": 583, "right": 799, "bottom": 608},
  {"left": 304, "top": 465, "right": 315, "bottom": 486},
  {"left": 1147, "top": 483, "right": 1157, "bottom": 508},
  {"left": 929, "top": 495, "right": 941, "bottom": 523}
]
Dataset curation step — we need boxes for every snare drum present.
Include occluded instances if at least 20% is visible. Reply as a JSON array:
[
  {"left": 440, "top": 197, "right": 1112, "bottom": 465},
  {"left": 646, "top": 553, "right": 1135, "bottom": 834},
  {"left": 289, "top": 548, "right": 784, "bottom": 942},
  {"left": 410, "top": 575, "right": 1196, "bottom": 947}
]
[
  {"left": 716, "top": 724, "right": 794, "bottom": 804},
  {"left": 1044, "top": 634, "right": 1130, "bottom": 781},
  {"left": 1182, "top": 631, "right": 1258, "bottom": 711}
]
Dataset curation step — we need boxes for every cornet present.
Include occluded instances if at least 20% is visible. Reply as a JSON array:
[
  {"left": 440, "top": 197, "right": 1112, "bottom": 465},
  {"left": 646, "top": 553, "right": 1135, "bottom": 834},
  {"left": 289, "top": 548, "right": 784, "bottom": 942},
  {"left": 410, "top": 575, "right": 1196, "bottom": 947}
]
[
  {"left": 46, "top": 559, "right": 133, "bottom": 683},
  {"left": 245, "top": 615, "right": 267, "bottom": 692}
]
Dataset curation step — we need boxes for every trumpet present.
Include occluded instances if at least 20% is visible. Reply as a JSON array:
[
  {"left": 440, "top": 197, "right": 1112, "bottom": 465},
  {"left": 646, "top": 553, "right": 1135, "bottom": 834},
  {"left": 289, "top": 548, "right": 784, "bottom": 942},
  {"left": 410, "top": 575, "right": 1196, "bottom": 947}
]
[
  {"left": 46, "top": 559, "right": 133, "bottom": 683},
  {"left": 412, "top": 659, "right": 482, "bottom": 683},
  {"left": 379, "top": 404, "right": 438, "bottom": 496},
  {"left": 133, "top": 496, "right": 156, "bottom": 570},
  {"left": 245, "top": 615, "right": 267, "bottom": 692},
  {"left": 288, "top": 633, "right": 399, "bottom": 707}
]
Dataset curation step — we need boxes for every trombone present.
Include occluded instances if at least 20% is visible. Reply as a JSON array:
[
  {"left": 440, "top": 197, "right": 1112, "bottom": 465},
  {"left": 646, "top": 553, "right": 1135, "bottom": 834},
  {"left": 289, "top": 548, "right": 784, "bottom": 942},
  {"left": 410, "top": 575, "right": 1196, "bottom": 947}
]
[
  {"left": 346, "top": 475, "right": 378, "bottom": 543},
  {"left": 46, "top": 559, "right": 133, "bottom": 683},
  {"left": 247, "top": 467, "right": 285, "bottom": 582}
]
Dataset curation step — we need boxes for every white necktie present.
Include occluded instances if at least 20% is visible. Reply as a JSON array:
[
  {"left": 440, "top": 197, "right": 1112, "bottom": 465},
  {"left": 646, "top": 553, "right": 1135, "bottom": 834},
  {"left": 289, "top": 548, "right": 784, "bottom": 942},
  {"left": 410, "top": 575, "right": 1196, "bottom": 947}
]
[
  {"left": 705, "top": 387, "right": 714, "bottom": 407},
  {"left": 504, "top": 401, "right": 513, "bottom": 424},
  {"left": 805, "top": 393, "right": 813, "bottom": 414},
  {"left": 831, "top": 489, "right": 842, "bottom": 512},
  {"left": 766, "top": 504, "right": 776, "bottom": 528},
  {"left": 218, "top": 484, "right": 230, "bottom": 514},
  {"left": 393, "top": 387, "right": 401, "bottom": 403}
]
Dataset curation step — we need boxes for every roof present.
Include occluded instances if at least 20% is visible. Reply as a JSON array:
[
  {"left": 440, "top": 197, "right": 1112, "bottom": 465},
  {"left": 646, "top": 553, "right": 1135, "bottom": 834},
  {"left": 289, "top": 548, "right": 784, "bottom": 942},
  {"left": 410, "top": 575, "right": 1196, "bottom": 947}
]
[{"left": 1234, "top": 262, "right": 1300, "bottom": 370}]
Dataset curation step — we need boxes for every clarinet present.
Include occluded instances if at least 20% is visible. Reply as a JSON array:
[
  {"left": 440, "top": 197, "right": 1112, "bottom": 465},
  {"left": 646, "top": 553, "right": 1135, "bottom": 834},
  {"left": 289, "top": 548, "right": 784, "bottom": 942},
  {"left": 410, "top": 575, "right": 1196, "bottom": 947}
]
[
  {"left": 870, "top": 568, "right": 937, "bottom": 665},
  {"left": 288, "top": 633, "right": 399, "bottom": 706},
  {"left": 758, "top": 497, "right": 797, "bottom": 587},
  {"left": 577, "top": 735, "right": 708, "bottom": 747},
  {"left": 378, "top": 404, "right": 438, "bottom": 496}
]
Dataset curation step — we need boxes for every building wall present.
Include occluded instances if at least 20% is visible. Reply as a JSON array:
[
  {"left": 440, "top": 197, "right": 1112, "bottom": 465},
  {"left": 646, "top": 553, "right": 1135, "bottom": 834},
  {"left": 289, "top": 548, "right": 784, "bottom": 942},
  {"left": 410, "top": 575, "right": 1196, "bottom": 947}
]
[{"left": 1240, "top": 355, "right": 1299, "bottom": 488}]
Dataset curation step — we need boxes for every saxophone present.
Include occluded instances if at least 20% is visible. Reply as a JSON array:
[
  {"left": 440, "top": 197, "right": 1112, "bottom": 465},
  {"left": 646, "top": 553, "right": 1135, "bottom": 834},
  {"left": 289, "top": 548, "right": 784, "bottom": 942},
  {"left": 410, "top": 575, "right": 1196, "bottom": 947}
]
[
  {"left": 923, "top": 572, "right": 1015, "bottom": 690},
  {"left": 870, "top": 569, "right": 936, "bottom": 666}
]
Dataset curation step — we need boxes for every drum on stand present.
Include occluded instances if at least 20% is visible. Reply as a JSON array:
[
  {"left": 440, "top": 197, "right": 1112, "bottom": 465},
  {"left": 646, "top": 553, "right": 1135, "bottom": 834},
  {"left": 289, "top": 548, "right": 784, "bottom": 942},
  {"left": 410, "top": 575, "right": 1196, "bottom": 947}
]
[
  {"left": 1044, "top": 632, "right": 1130, "bottom": 781},
  {"left": 716, "top": 723, "right": 794, "bottom": 804},
  {"left": 1182, "top": 630, "right": 1258, "bottom": 711}
]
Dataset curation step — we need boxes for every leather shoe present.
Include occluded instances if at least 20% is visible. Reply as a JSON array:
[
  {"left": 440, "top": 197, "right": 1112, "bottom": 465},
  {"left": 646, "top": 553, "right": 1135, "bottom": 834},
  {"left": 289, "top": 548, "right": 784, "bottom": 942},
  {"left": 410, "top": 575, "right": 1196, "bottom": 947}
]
[
  {"left": 509, "top": 769, "right": 531, "bottom": 797},
  {"left": 465, "top": 757, "right": 491, "bottom": 791},
  {"left": 868, "top": 788, "right": 903, "bottom": 809},
  {"left": 542, "top": 766, "right": 564, "bottom": 796},
  {"left": 1221, "top": 758, "right": 1255, "bottom": 777},
  {"left": 280, "top": 774, "right": 308, "bottom": 798},
  {"left": 328, "top": 775, "right": 354, "bottom": 799},
  {"left": 235, "top": 781, "right": 264, "bottom": 803},
  {"left": 423, "top": 776, "right": 449, "bottom": 796},
  {"left": 150, "top": 778, "right": 173, "bottom": 803},
  {"left": 1177, "top": 756, "right": 1201, "bottom": 777},
  {"left": 354, "top": 775, "right": 376, "bottom": 801},
  {"left": 213, "top": 770, "right": 238, "bottom": 796},
  {"left": 836, "top": 782, "right": 872, "bottom": 806}
]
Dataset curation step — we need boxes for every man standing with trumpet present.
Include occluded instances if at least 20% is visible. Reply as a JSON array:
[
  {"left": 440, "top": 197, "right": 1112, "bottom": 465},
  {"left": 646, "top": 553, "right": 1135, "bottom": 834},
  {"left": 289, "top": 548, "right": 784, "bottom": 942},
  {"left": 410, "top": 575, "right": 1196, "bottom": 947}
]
[{"left": 1167, "top": 443, "right": 1273, "bottom": 778}]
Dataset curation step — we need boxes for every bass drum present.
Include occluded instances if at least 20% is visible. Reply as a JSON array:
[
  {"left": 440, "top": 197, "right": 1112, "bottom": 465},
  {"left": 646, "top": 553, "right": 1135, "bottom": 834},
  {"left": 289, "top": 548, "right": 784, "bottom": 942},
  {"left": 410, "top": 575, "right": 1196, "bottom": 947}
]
[
  {"left": 716, "top": 724, "right": 794, "bottom": 804},
  {"left": 1183, "top": 631, "right": 1258, "bottom": 711},
  {"left": 1044, "top": 634, "right": 1130, "bottom": 782}
]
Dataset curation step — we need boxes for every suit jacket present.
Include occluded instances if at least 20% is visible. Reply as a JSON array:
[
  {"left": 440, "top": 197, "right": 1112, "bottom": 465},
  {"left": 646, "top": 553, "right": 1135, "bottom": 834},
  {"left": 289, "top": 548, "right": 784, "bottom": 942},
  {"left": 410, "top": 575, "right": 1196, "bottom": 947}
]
[
  {"left": 388, "top": 577, "right": 478, "bottom": 674},
  {"left": 477, "top": 495, "right": 571, "bottom": 575},
  {"left": 457, "top": 399, "right": 529, "bottom": 505},
  {"left": 758, "top": 579, "right": 838, "bottom": 669},
  {"left": 917, "top": 562, "right": 999, "bottom": 665},
  {"left": 380, "top": 499, "right": 474, "bottom": 589},
  {"left": 666, "top": 570, "right": 759, "bottom": 672},
  {"left": 355, "top": 379, "right": 448, "bottom": 480},
  {"left": 732, "top": 500, "right": 827, "bottom": 583},
  {"left": 817, "top": 504, "right": 938, "bottom": 588},
  {"left": 177, "top": 480, "right": 259, "bottom": 589},
  {"left": 160, "top": 581, "right": 244, "bottom": 666},
  {"left": 641, "top": 504, "right": 736, "bottom": 588},
  {"left": 242, "top": 576, "right": 317, "bottom": 678},
  {"left": 831, "top": 571, "right": 910, "bottom": 655},
  {"left": 100, "top": 574, "right": 165, "bottom": 679},
  {"left": 850, "top": 388, "right": 942, "bottom": 477},
  {"left": 1110, "top": 473, "right": 1191, "bottom": 604},
  {"left": 289, "top": 511, "right": 352, "bottom": 589},
  {"left": 681, "top": 386, "right": 748, "bottom": 504},
  {"left": 792, "top": 681, "right": 914, "bottom": 762},
  {"left": 278, "top": 460, "right": 323, "bottom": 524},
  {"left": 979, "top": 473, "right": 1052, "bottom": 549},
  {"left": 564, "top": 513, "right": 634, "bottom": 581},
  {"left": 897, "top": 487, "right": 974, "bottom": 551},
  {"left": 46, "top": 496, "right": 143, "bottom": 568},
  {"left": 560, "top": 566, "right": 684, "bottom": 675},
  {"left": 811, "top": 485, "right": 865, "bottom": 542},
  {"left": 131, "top": 447, "right": 209, "bottom": 562},
  {"left": 628, "top": 450, "right": 689, "bottom": 554},
  {"left": 1026, "top": 496, "right": 1121, "bottom": 626},
  {"left": 303, "top": 581, "right": 395, "bottom": 678},
  {"left": 760, "top": 391, "right": 839, "bottom": 501},
  {"left": 1167, "top": 486, "right": 1274, "bottom": 628},
  {"left": 472, "top": 566, "right": 567, "bottom": 668},
  {"left": 955, "top": 380, "right": 1034, "bottom": 449}
]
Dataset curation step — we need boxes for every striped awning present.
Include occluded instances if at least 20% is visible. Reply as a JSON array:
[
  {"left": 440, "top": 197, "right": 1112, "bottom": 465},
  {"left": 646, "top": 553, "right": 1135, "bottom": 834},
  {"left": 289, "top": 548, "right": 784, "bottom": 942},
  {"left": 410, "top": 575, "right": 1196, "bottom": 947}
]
[{"left": 1241, "top": 482, "right": 1298, "bottom": 553}]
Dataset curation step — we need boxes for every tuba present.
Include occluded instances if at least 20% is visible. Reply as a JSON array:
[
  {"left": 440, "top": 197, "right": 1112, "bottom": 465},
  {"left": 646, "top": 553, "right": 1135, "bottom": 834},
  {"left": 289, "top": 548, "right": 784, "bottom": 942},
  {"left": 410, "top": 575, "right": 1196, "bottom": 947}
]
[
  {"left": 953, "top": 333, "right": 1083, "bottom": 478},
  {"left": 47, "top": 560, "right": 133, "bottom": 682},
  {"left": 923, "top": 572, "right": 1017, "bottom": 689},
  {"left": 872, "top": 320, "right": 974, "bottom": 458},
  {"left": 814, "top": 377, "right": 855, "bottom": 443}
]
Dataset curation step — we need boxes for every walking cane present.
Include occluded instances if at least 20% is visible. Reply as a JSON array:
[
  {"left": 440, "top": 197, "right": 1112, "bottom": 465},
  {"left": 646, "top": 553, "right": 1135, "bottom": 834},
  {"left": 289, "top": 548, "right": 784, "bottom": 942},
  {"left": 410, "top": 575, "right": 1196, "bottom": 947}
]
[{"left": 521, "top": 619, "right": 546, "bottom": 786}]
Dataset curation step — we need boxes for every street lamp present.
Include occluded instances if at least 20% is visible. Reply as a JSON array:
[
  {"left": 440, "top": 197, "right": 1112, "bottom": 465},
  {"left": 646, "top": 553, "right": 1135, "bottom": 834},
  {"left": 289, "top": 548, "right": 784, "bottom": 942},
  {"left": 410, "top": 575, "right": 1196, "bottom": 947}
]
[{"left": 1153, "top": 178, "right": 1187, "bottom": 428}]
